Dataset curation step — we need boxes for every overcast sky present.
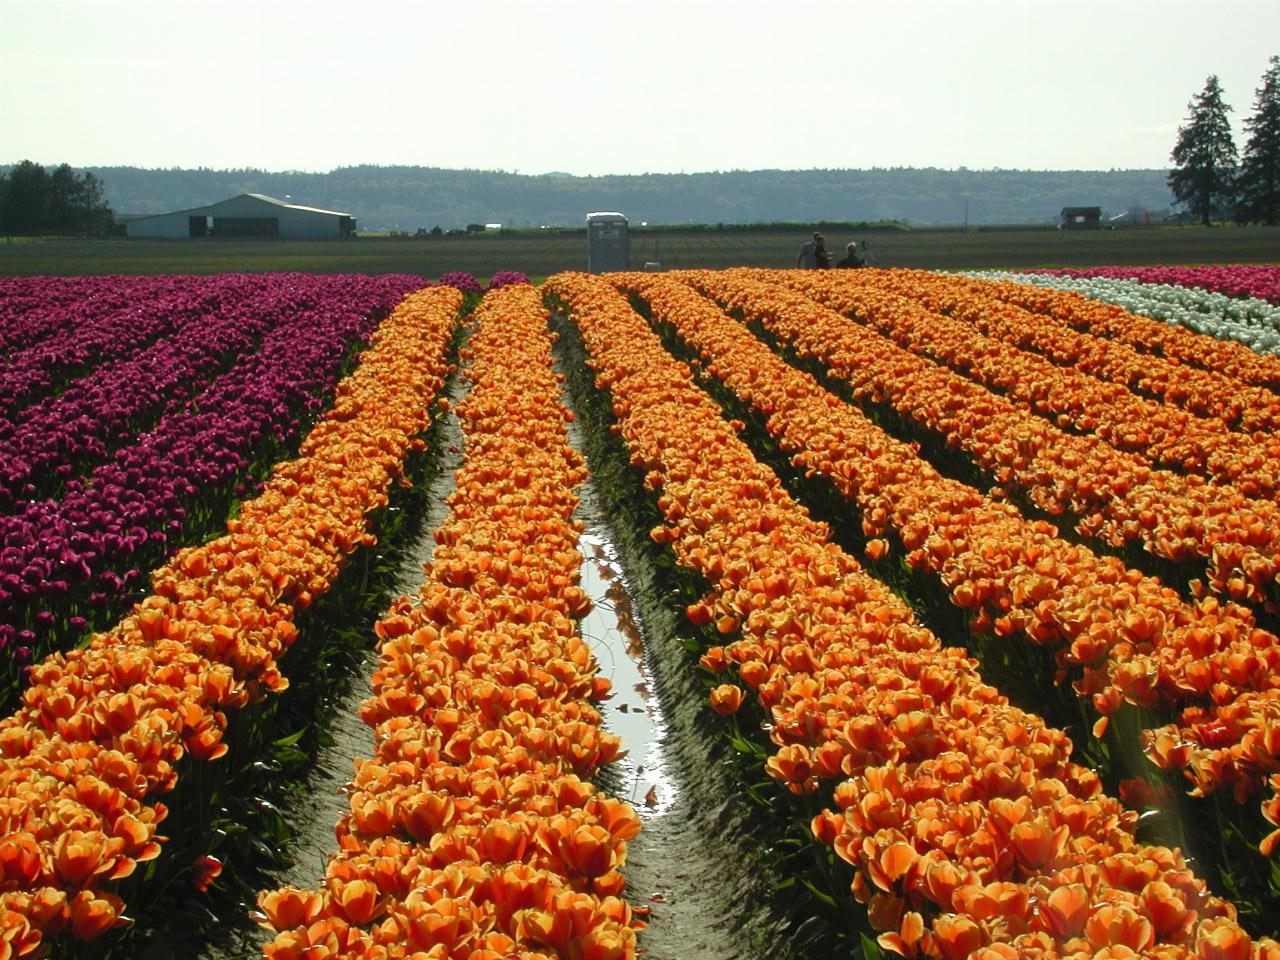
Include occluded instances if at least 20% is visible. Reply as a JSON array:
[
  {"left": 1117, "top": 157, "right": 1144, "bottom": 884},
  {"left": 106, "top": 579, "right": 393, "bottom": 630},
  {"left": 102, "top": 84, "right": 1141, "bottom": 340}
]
[{"left": 3, "top": 0, "right": 1277, "bottom": 176}]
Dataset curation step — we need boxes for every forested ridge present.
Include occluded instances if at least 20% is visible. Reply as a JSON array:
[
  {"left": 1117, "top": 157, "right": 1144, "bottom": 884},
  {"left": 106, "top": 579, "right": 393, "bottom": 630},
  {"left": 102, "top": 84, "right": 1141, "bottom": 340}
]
[{"left": 68, "top": 164, "right": 1177, "bottom": 230}]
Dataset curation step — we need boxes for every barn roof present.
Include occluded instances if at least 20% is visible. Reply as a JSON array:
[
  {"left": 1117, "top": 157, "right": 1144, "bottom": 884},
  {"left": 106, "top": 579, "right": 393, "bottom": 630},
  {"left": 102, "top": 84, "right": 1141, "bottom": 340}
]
[
  {"left": 129, "top": 193, "right": 353, "bottom": 221},
  {"left": 241, "top": 193, "right": 353, "bottom": 217}
]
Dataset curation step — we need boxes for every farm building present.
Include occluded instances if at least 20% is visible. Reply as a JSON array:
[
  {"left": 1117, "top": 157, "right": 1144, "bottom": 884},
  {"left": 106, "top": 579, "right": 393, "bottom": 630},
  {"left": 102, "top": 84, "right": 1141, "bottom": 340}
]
[
  {"left": 125, "top": 193, "right": 357, "bottom": 239},
  {"left": 1058, "top": 206, "right": 1102, "bottom": 230}
]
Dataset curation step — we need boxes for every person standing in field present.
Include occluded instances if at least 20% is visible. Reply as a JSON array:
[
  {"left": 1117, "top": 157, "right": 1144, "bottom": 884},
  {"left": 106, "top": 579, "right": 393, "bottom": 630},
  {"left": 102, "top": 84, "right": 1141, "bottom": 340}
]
[
  {"left": 860, "top": 240, "right": 877, "bottom": 266},
  {"left": 836, "top": 242, "right": 864, "bottom": 268},
  {"left": 815, "top": 235, "right": 831, "bottom": 268},
  {"left": 796, "top": 231, "right": 828, "bottom": 268}
]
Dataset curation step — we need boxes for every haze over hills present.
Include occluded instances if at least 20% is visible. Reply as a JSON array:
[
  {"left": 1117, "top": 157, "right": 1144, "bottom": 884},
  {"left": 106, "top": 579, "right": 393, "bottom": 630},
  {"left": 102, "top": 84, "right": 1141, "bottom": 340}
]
[{"left": 85, "top": 165, "right": 1176, "bottom": 231}]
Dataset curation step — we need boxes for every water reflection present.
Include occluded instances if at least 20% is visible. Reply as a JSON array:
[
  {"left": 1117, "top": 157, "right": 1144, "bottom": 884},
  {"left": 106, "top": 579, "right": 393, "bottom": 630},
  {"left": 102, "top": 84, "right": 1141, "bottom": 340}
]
[{"left": 577, "top": 529, "right": 677, "bottom": 817}]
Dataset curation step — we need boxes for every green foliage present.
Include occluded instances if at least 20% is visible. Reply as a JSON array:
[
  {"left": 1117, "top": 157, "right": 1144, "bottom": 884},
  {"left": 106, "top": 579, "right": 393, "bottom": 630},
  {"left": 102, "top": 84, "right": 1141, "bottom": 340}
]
[
  {"left": 1169, "top": 75, "right": 1239, "bottom": 225},
  {"left": 0, "top": 159, "right": 114, "bottom": 235},
  {"left": 1235, "top": 55, "right": 1280, "bottom": 225}
]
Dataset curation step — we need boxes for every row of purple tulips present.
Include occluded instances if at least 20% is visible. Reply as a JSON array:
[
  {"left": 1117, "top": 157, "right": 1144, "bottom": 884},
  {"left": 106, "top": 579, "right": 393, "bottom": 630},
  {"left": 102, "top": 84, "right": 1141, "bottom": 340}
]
[
  {"left": 0, "top": 275, "right": 276, "bottom": 417},
  {"left": 0, "top": 274, "right": 424, "bottom": 712},
  {"left": 0, "top": 278, "right": 328, "bottom": 510}
]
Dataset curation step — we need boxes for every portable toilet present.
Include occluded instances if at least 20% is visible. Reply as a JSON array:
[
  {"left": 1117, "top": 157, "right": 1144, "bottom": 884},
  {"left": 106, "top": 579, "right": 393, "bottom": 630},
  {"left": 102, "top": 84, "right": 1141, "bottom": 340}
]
[{"left": 586, "top": 212, "right": 629, "bottom": 273}]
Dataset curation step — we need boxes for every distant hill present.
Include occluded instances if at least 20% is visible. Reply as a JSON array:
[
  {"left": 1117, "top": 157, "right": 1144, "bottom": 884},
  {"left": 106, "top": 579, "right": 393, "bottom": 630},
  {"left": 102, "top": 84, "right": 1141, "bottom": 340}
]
[{"left": 73, "top": 164, "right": 1175, "bottom": 231}]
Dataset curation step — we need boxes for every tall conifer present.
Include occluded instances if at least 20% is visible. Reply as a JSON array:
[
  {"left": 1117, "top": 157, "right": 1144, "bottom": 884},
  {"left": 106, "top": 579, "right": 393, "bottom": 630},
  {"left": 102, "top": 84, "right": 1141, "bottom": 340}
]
[
  {"left": 1235, "top": 56, "right": 1280, "bottom": 225},
  {"left": 1169, "top": 75, "right": 1238, "bottom": 225}
]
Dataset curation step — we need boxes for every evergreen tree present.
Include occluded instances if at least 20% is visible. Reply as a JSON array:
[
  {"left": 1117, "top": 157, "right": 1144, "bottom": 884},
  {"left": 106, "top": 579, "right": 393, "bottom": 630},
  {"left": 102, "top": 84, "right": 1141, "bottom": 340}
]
[
  {"left": 1235, "top": 55, "right": 1280, "bottom": 225},
  {"left": 0, "top": 160, "right": 113, "bottom": 235},
  {"left": 46, "top": 163, "right": 80, "bottom": 232},
  {"left": 1168, "top": 75, "right": 1238, "bottom": 225},
  {"left": 0, "top": 160, "right": 50, "bottom": 234}
]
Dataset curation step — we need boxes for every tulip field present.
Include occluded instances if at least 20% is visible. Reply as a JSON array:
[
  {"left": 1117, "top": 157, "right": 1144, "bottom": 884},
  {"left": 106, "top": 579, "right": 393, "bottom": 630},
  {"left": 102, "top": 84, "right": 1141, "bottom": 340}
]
[{"left": 2, "top": 262, "right": 1280, "bottom": 960}]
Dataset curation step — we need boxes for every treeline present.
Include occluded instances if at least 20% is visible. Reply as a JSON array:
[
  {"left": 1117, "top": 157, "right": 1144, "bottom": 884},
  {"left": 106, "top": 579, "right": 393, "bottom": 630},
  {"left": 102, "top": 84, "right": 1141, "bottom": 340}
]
[
  {"left": 0, "top": 160, "right": 114, "bottom": 235},
  {"left": 54, "top": 165, "right": 1178, "bottom": 231}
]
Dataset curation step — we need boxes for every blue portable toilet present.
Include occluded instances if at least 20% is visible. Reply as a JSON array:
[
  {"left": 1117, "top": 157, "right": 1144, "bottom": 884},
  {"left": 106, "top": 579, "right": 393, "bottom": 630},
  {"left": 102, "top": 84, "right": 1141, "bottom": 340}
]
[{"left": 586, "top": 212, "right": 629, "bottom": 273}]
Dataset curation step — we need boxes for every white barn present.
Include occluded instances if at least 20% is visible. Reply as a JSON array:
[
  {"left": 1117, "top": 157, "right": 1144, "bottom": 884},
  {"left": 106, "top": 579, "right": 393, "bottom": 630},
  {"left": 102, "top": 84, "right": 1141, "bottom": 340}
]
[{"left": 125, "top": 193, "right": 356, "bottom": 239}]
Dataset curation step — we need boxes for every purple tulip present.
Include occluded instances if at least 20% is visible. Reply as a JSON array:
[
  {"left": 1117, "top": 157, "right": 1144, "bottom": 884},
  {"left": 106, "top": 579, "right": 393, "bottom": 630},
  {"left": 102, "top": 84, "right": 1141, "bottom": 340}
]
[
  {"left": 0, "top": 272, "right": 425, "bottom": 696},
  {"left": 1029, "top": 265, "right": 1280, "bottom": 306},
  {"left": 435, "top": 272, "right": 484, "bottom": 294},
  {"left": 487, "top": 271, "right": 531, "bottom": 290}
]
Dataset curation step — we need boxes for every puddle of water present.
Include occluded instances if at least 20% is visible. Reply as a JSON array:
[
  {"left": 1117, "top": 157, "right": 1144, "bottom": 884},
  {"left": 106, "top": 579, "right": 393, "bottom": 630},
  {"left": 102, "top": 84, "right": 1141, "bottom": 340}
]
[{"left": 577, "top": 529, "right": 678, "bottom": 817}]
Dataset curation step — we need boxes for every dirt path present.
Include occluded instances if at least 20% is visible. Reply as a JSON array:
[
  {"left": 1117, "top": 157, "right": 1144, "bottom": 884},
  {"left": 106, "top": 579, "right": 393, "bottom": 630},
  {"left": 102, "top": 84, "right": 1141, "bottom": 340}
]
[{"left": 558, "top": 344, "right": 792, "bottom": 960}]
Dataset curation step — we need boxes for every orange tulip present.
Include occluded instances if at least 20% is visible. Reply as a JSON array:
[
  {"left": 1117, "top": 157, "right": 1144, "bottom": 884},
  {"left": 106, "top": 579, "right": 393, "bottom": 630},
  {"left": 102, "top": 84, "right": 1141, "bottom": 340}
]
[
  {"left": 556, "top": 825, "right": 616, "bottom": 878},
  {"left": 255, "top": 887, "right": 327, "bottom": 931},
  {"left": 66, "top": 890, "right": 129, "bottom": 941},
  {"left": 1037, "top": 883, "right": 1090, "bottom": 938},
  {"left": 329, "top": 878, "right": 387, "bottom": 926},
  {"left": 1008, "top": 820, "right": 1068, "bottom": 874},
  {"left": 52, "top": 832, "right": 122, "bottom": 888},
  {"left": 1195, "top": 917, "right": 1254, "bottom": 960},
  {"left": 708, "top": 684, "right": 746, "bottom": 715},
  {"left": 930, "top": 914, "right": 987, "bottom": 960},
  {"left": 0, "top": 837, "right": 44, "bottom": 889},
  {"left": 877, "top": 910, "right": 925, "bottom": 956},
  {"left": 1086, "top": 903, "right": 1155, "bottom": 952}
]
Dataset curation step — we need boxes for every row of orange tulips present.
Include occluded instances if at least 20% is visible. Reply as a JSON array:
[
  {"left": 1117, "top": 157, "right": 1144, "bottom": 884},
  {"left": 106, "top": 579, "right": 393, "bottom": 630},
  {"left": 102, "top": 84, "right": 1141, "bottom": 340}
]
[
  {"left": 256, "top": 284, "right": 641, "bottom": 960},
  {"left": 972, "top": 277, "right": 1280, "bottom": 393},
  {"left": 548, "top": 271, "right": 1275, "bottom": 959},
  {"left": 698, "top": 270, "right": 1280, "bottom": 612},
  {"left": 855, "top": 269, "right": 1280, "bottom": 436},
  {"left": 771, "top": 270, "right": 1280, "bottom": 506},
  {"left": 696, "top": 270, "right": 1280, "bottom": 837},
  {"left": 0, "top": 286, "right": 462, "bottom": 957},
  {"left": 617, "top": 270, "right": 1280, "bottom": 852}
]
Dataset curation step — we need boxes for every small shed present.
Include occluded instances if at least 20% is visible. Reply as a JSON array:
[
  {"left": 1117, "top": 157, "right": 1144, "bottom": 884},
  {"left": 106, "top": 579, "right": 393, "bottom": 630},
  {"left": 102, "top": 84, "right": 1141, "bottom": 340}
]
[
  {"left": 126, "top": 193, "right": 356, "bottom": 239},
  {"left": 1058, "top": 206, "right": 1101, "bottom": 230},
  {"left": 586, "top": 212, "right": 629, "bottom": 273}
]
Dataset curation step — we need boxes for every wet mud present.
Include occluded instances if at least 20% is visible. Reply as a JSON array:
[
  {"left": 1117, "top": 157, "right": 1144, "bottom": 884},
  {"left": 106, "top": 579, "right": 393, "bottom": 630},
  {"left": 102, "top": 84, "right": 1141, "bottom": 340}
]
[{"left": 555, "top": 321, "right": 823, "bottom": 960}]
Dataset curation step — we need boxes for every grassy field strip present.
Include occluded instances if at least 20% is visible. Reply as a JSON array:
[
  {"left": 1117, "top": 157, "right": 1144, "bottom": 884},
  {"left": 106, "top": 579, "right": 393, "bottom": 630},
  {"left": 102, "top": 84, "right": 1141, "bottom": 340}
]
[
  {"left": 0, "top": 286, "right": 460, "bottom": 956},
  {"left": 255, "top": 284, "right": 642, "bottom": 960},
  {"left": 548, "top": 271, "right": 1274, "bottom": 958},
  {"left": 767, "top": 270, "right": 1280, "bottom": 506},
  {"left": 2, "top": 225, "right": 1278, "bottom": 277}
]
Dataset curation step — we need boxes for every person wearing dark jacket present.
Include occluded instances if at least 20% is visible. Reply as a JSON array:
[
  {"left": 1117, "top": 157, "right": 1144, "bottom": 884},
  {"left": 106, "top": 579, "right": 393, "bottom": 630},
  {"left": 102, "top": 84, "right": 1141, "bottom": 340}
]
[{"left": 836, "top": 242, "right": 864, "bottom": 268}]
